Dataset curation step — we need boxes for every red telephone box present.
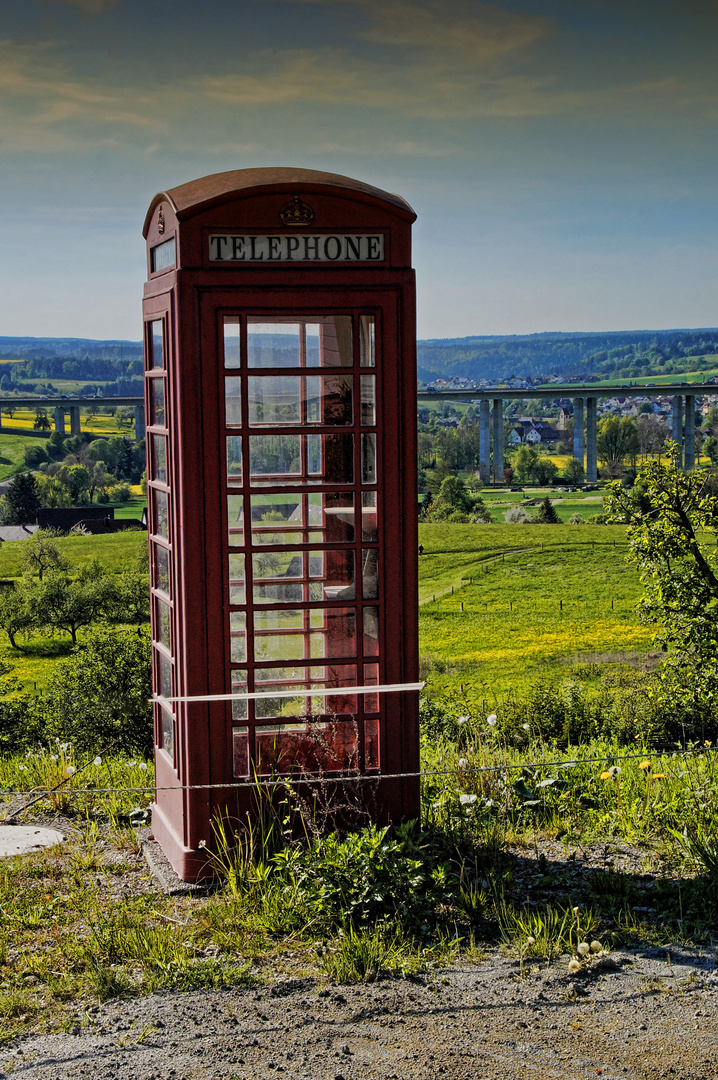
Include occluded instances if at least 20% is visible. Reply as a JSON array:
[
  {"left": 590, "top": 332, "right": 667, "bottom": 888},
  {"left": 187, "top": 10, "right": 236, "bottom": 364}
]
[{"left": 142, "top": 168, "right": 419, "bottom": 880}]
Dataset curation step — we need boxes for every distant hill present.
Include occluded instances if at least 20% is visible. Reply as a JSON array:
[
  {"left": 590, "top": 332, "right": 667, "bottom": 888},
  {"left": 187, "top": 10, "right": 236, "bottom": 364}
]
[
  {"left": 0, "top": 337, "right": 142, "bottom": 362},
  {"left": 0, "top": 337, "right": 144, "bottom": 397},
  {"left": 417, "top": 328, "right": 718, "bottom": 384}
]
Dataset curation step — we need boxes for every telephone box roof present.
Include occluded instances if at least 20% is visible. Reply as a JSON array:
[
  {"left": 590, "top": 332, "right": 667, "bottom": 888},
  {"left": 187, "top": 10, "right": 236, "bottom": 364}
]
[{"left": 143, "top": 167, "right": 416, "bottom": 237}]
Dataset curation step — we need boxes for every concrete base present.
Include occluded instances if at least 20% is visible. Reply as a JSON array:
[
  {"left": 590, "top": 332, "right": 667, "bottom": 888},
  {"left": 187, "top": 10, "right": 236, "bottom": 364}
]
[{"left": 0, "top": 825, "right": 65, "bottom": 857}]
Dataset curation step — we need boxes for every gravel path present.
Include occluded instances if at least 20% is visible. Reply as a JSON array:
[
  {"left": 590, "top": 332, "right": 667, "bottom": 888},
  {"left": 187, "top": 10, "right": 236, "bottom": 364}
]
[{"left": 3, "top": 947, "right": 717, "bottom": 1080}]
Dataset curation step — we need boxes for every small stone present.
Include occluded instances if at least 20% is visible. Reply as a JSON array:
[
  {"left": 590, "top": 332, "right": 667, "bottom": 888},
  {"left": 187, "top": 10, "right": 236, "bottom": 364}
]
[{"left": 340, "top": 1043, "right": 352, "bottom": 1054}]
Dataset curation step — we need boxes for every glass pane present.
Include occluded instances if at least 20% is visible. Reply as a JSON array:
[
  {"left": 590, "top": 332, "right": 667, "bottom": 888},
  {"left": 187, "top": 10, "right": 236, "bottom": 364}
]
[
  {"left": 363, "top": 607, "right": 379, "bottom": 657},
  {"left": 154, "top": 596, "right": 171, "bottom": 650},
  {"left": 150, "top": 321, "right": 164, "bottom": 370},
  {"left": 161, "top": 706, "right": 174, "bottom": 757},
  {"left": 158, "top": 650, "right": 173, "bottom": 701},
  {"left": 316, "top": 433, "right": 354, "bottom": 484},
  {"left": 249, "top": 435, "right": 301, "bottom": 485},
  {"left": 150, "top": 379, "right": 165, "bottom": 427},
  {"left": 360, "top": 375, "right": 376, "bottom": 426},
  {"left": 231, "top": 670, "right": 248, "bottom": 722},
  {"left": 255, "top": 717, "right": 359, "bottom": 775},
  {"left": 251, "top": 493, "right": 304, "bottom": 546},
  {"left": 305, "top": 375, "right": 353, "bottom": 425},
  {"left": 310, "top": 318, "right": 352, "bottom": 368},
  {"left": 223, "top": 316, "right": 241, "bottom": 369},
  {"left": 228, "top": 553, "right": 245, "bottom": 604},
  {"left": 322, "top": 549, "right": 355, "bottom": 600},
  {"left": 365, "top": 716, "right": 380, "bottom": 767},
  {"left": 248, "top": 322, "right": 301, "bottom": 368},
  {"left": 226, "top": 437, "right": 243, "bottom": 486},
  {"left": 361, "top": 491, "right": 378, "bottom": 541},
  {"left": 151, "top": 433, "right": 167, "bottom": 484},
  {"left": 361, "top": 433, "right": 376, "bottom": 484},
  {"left": 248, "top": 376, "right": 301, "bottom": 426},
  {"left": 253, "top": 665, "right": 357, "bottom": 719},
  {"left": 252, "top": 551, "right": 319, "bottom": 604},
  {"left": 364, "top": 663, "right": 380, "bottom": 713},
  {"left": 362, "top": 549, "right": 378, "bottom": 600},
  {"left": 152, "top": 488, "right": 169, "bottom": 540},
  {"left": 321, "top": 491, "right": 355, "bottom": 543},
  {"left": 227, "top": 495, "right": 245, "bottom": 547},
  {"left": 230, "top": 611, "right": 246, "bottom": 662},
  {"left": 153, "top": 544, "right": 170, "bottom": 596},
  {"left": 253, "top": 609, "right": 356, "bottom": 663},
  {"left": 359, "top": 316, "right": 375, "bottom": 368},
  {"left": 232, "top": 725, "right": 249, "bottom": 776},
  {"left": 225, "top": 377, "right": 242, "bottom": 426}
]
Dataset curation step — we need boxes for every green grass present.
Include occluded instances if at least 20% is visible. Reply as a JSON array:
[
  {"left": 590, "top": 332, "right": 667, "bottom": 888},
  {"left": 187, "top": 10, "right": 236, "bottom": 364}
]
[
  {"left": 0, "top": 530, "right": 145, "bottom": 580},
  {"left": 417, "top": 523, "right": 650, "bottom": 695},
  {"left": 0, "top": 432, "right": 51, "bottom": 482}
]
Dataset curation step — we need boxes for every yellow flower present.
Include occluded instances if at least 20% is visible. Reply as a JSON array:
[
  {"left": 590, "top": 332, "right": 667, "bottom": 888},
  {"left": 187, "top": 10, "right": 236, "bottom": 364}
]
[
  {"left": 639, "top": 760, "right": 651, "bottom": 770},
  {"left": 652, "top": 773, "right": 665, "bottom": 779},
  {"left": 601, "top": 770, "right": 612, "bottom": 780}
]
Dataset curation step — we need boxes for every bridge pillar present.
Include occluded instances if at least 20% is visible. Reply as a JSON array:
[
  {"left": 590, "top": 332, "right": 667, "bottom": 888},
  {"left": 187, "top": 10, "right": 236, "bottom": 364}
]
[
  {"left": 53, "top": 407, "right": 66, "bottom": 435},
  {"left": 69, "top": 406, "right": 81, "bottom": 436},
  {"left": 492, "top": 398, "right": 504, "bottom": 483},
  {"left": 672, "top": 395, "right": 683, "bottom": 466},
  {"left": 684, "top": 395, "right": 696, "bottom": 470},
  {"left": 586, "top": 397, "right": 597, "bottom": 482},
  {"left": 479, "top": 400, "right": 491, "bottom": 483},
  {"left": 573, "top": 397, "right": 585, "bottom": 466}
]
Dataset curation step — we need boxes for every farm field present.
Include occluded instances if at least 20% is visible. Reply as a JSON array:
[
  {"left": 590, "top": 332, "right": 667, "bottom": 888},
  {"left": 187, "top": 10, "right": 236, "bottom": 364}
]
[
  {"left": 417, "top": 522, "right": 651, "bottom": 696},
  {"left": 0, "top": 406, "right": 135, "bottom": 439},
  {"left": 477, "top": 482, "right": 607, "bottom": 521}
]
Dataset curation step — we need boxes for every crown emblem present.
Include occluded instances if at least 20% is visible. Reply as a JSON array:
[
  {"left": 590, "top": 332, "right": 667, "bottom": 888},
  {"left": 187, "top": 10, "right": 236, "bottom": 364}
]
[
  {"left": 279, "top": 194, "right": 315, "bottom": 227},
  {"left": 157, "top": 207, "right": 165, "bottom": 235}
]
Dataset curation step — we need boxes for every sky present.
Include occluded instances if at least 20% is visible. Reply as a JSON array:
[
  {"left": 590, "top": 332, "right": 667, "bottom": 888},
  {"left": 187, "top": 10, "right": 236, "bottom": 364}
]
[{"left": 1, "top": 0, "right": 717, "bottom": 341}]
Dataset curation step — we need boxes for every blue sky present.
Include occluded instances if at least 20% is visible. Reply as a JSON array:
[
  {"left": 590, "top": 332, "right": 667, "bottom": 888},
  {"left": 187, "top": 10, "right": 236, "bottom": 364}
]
[{"left": 1, "top": 0, "right": 716, "bottom": 340}]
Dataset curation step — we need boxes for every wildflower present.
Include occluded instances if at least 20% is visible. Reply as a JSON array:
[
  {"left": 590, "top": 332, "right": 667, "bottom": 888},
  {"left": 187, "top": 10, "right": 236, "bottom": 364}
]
[
  {"left": 138, "top": 763, "right": 148, "bottom": 771},
  {"left": 487, "top": 713, "right": 497, "bottom": 727},
  {"left": 652, "top": 773, "right": 665, "bottom": 779},
  {"left": 459, "top": 793, "right": 478, "bottom": 806},
  {"left": 93, "top": 756, "right": 102, "bottom": 766},
  {"left": 457, "top": 716, "right": 469, "bottom": 725},
  {"left": 457, "top": 758, "right": 469, "bottom": 769},
  {"left": 65, "top": 765, "right": 76, "bottom": 775},
  {"left": 590, "top": 940, "right": 602, "bottom": 953},
  {"left": 526, "top": 936, "right": 536, "bottom": 946},
  {"left": 639, "top": 760, "right": 651, "bottom": 770},
  {"left": 568, "top": 958, "right": 581, "bottom": 973},
  {"left": 573, "top": 906, "right": 580, "bottom": 914},
  {"left": 601, "top": 771, "right": 612, "bottom": 780},
  {"left": 59, "top": 743, "right": 69, "bottom": 752},
  {"left": 50, "top": 755, "right": 58, "bottom": 762},
  {"left": 578, "top": 942, "right": 590, "bottom": 956},
  {"left": 198, "top": 839, "right": 207, "bottom": 849},
  {"left": 522, "top": 723, "right": 530, "bottom": 731}
]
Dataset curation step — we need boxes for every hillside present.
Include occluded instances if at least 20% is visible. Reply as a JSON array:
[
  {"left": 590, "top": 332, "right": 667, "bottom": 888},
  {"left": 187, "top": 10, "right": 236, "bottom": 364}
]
[{"left": 417, "top": 327, "right": 718, "bottom": 383}]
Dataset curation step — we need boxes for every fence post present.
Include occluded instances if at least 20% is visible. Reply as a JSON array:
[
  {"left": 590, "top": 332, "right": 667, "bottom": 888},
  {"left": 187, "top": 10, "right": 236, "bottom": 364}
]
[{"left": 560, "top": 599, "right": 563, "bottom": 612}]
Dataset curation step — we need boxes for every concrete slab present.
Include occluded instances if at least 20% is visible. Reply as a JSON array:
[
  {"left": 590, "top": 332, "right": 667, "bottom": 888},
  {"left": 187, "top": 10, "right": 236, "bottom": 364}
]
[{"left": 0, "top": 825, "right": 66, "bottom": 857}]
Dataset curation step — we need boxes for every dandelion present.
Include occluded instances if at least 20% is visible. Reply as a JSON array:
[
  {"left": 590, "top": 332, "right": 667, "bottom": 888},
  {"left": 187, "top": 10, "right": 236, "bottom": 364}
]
[
  {"left": 93, "top": 756, "right": 102, "bottom": 766},
  {"left": 457, "top": 716, "right": 469, "bottom": 725},
  {"left": 138, "top": 763, "right": 148, "bottom": 771},
  {"left": 65, "top": 765, "right": 76, "bottom": 775},
  {"left": 601, "top": 770, "right": 612, "bottom": 780},
  {"left": 568, "top": 958, "right": 581, "bottom": 973},
  {"left": 639, "top": 760, "right": 651, "bottom": 771},
  {"left": 573, "top": 906, "right": 580, "bottom": 914},
  {"left": 652, "top": 773, "right": 665, "bottom": 779},
  {"left": 522, "top": 723, "right": 530, "bottom": 731},
  {"left": 50, "top": 755, "right": 58, "bottom": 762},
  {"left": 590, "top": 940, "right": 602, "bottom": 953},
  {"left": 487, "top": 713, "right": 497, "bottom": 727},
  {"left": 459, "top": 793, "right": 478, "bottom": 806},
  {"left": 457, "top": 758, "right": 469, "bottom": 769},
  {"left": 526, "top": 936, "right": 536, "bottom": 946},
  {"left": 578, "top": 942, "right": 590, "bottom": 956}
]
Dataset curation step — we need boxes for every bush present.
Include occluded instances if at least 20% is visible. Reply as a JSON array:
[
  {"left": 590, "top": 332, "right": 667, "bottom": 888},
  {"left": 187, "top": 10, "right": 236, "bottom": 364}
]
[
  {"left": 24, "top": 446, "right": 48, "bottom": 468},
  {"left": 108, "top": 483, "right": 132, "bottom": 503},
  {"left": 505, "top": 506, "right": 534, "bottom": 524},
  {"left": 45, "top": 627, "right": 152, "bottom": 754}
]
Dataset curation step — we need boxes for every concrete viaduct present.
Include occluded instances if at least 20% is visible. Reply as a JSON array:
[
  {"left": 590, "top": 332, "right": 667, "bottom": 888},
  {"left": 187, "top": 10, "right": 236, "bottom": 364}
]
[
  {"left": 417, "top": 382, "right": 718, "bottom": 484},
  {"left": 0, "top": 396, "right": 145, "bottom": 441}
]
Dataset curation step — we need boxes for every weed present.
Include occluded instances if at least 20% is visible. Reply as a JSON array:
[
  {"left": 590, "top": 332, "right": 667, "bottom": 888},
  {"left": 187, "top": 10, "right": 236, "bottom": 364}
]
[{"left": 320, "top": 923, "right": 422, "bottom": 984}]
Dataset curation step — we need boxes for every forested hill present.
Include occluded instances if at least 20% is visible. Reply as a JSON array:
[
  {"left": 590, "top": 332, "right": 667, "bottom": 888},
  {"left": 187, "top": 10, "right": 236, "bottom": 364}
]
[
  {"left": 417, "top": 328, "right": 718, "bottom": 383},
  {"left": 0, "top": 337, "right": 142, "bottom": 362}
]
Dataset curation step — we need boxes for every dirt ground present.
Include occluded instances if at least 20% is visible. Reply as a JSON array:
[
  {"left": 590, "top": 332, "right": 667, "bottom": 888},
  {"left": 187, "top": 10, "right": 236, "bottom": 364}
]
[{"left": 3, "top": 945, "right": 717, "bottom": 1080}]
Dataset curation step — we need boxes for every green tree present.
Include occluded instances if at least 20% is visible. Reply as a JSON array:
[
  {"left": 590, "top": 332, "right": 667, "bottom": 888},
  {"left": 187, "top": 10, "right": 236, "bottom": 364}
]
[
  {"left": 20, "top": 529, "right": 67, "bottom": 581},
  {"left": 597, "top": 416, "right": 639, "bottom": 478},
  {"left": 703, "top": 435, "right": 718, "bottom": 465},
  {"left": 536, "top": 496, "right": 560, "bottom": 524},
  {"left": 0, "top": 585, "right": 36, "bottom": 649},
  {"left": 605, "top": 447, "right": 718, "bottom": 730},
  {"left": 33, "top": 408, "right": 51, "bottom": 432},
  {"left": 563, "top": 457, "right": 585, "bottom": 485},
  {"left": 45, "top": 627, "right": 152, "bottom": 754},
  {"left": 29, "top": 560, "right": 113, "bottom": 644},
  {"left": 513, "top": 444, "right": 540, "bottom": 484},
  {"left": 5, "top": 473, "right": 41, "bottom": 524}
]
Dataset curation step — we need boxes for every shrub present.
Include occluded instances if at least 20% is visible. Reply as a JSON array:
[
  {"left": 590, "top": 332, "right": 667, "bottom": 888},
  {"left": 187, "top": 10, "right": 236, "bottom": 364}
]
[
  {"left": 505, "top": 506, "right": 534, "bottom": 524},
  {"left": 45, "top": 627, "right": 152, "bottom": 754},
  {"left": 568, "top": 512, "right": 584, "bottom": 525}
]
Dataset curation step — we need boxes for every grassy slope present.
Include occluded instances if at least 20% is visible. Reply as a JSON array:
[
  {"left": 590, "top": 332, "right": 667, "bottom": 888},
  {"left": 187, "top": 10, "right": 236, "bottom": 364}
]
[{"left": 418, "top": 522, "right": 651, "bottom": 696}]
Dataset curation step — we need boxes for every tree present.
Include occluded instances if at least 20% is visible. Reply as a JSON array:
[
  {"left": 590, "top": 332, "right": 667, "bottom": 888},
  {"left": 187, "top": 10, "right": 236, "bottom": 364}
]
[
  {"left": 703, "top": 435, "right": 718, "bottom": 465},
  {"left": 536, "top": 496, "right": 560, "bottom": 524},
  {"left": 563, "top": 457, "right": 585, "bottom": 485},
  {"left": 0, "top": 585, "right": 36, "bottom": 648},
  {"left": 5, "top": 473, "right": 41, "bottom": 524},
  {"left": 513, "top": 445, "right": 540, "bottom": 484},
  {"left": 605, "top": 447, "right": 718, "bottom": 729},
  {"left": 29, "top": 561, "right": 113, "bottom": 644},
  {"left": 20, "top": 529, "right": 67, "bottom": 581},
  {"left": 596, "top": 416, "right": 639, "bottom": 478},
  {"left": 44, "top": 627, "right": 152, "bottom": 754},
  {"left": 33, "top": 408, "right": 51, "bottom": 432}
]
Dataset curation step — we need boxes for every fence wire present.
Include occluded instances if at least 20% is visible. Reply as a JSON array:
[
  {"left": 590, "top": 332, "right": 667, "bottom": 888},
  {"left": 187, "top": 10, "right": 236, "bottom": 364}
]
[{"left": 1, "top": 743, "right": 716, "bottom": 799}]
